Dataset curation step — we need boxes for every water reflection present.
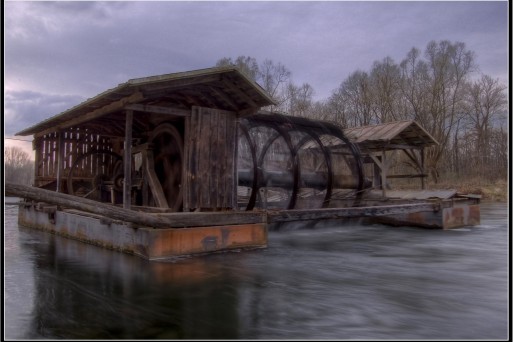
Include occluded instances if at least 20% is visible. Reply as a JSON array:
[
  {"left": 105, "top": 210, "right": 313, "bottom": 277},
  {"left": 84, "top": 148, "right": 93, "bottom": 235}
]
[
  {"left": 22, "top": 228, "right": 246, "bottom": 339},
  {"left": 4, "top": 202, "right": 509, "bottom": 339}
]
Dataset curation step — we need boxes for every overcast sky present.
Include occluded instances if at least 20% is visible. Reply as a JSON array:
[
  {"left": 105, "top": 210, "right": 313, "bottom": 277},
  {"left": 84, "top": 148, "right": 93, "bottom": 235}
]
[{"left": 4, "top": 1, "right": 509, "bottom": 155}]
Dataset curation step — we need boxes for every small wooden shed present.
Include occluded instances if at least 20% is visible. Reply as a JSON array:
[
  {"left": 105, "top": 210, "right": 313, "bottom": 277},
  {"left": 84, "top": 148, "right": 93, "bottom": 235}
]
[
  {"left": 343, "top": 120, "right": 439, "bottom": 195},
  {"left": 16, "top": 67, "right": 276, "bottom": 212},
  {"left": 314, "top": 120, "right": 438, "bottom": 197}
]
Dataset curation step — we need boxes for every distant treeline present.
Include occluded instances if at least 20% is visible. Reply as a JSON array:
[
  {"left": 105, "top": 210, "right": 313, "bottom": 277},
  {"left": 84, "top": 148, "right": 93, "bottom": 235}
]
[
  {"left": 5, "top": 41, "right": 507, "bottom": 188},
  {"left": 4, "top": 146, "right": 34, "bottom": 185},
  {"left": 217, "top": 40, "right": 508, "bottom": 183}
]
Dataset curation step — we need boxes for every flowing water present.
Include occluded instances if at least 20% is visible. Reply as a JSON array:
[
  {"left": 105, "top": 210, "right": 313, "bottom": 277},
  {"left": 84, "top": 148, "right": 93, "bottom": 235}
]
[{"left": 4, "top": 199, "right": 509, "bottom": 339}]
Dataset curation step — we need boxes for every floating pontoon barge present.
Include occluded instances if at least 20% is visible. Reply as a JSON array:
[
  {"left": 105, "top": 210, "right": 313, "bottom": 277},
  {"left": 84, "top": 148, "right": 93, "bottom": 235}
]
[{"left": 7, "top": 67, "right": 480, "bottom": 260}]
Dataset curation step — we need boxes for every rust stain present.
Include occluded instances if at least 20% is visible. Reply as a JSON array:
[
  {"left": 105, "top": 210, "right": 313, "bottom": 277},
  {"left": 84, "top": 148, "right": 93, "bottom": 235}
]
[
  {"left": 201, "top": 236, "right": 219, "bottom": 251},
  {"left": 468, "top": 205, "right": 481, "bottom": 225},
  {"left": 19, "top": 206, "right": 268, "bottom": 260},
  {"left": 443, "top": 207, "right": 465, "bottom": 229},
  {"left": 406, "top": 212, "right": 426, "bottom": 224},
  {"left": 148, "top": 224, "right": 267, "bottom": 258},
  {"left": 221, "top": 228, "right": 230, "bottom": 247}
]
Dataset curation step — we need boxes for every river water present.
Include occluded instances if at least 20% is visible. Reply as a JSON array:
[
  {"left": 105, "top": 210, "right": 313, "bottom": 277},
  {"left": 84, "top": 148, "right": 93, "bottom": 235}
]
[{"left": 4, "top": 199, "right": 509, "bottom": 340}]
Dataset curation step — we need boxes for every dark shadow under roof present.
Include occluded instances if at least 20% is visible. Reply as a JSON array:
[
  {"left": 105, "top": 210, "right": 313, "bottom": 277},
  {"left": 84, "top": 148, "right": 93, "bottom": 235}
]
[{"left": 16, "top": 66, "right": 276, "bottom": 136}]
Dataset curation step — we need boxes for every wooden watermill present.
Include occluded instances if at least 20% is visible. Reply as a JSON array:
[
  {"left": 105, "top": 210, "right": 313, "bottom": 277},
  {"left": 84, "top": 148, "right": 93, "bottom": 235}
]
[
  {"left": 9, "top": 67, "right": 480, "bottom": 260},
  {"left": 17, "top": 67, "right": 366, "bottom": 213}
]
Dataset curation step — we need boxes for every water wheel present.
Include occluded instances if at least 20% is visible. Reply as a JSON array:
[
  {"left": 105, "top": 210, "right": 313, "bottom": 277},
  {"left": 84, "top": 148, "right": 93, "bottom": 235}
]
[
  {"left": 149, "top": 123, "right": 184, "bottom": 211},
  {"left": 238, "top": 114, "right": 364, "bottom": 210},
  {"left": 66, "top": 150, "right": 123, "bottom": 202}
]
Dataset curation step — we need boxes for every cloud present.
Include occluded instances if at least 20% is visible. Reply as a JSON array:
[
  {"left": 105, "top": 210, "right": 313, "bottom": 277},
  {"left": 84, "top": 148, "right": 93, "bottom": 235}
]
[
  {"left": 4, "top": 1, "right": 508, "bottom": 135},
  {"left": 4, "top": 90, "right": 84, "bottom": 135}
]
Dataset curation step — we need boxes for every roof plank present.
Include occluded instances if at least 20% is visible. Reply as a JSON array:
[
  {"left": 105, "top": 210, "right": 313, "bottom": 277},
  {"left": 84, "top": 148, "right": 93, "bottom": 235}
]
[{"left": 16, "top": 67, "right": 276, "bottom": 137}]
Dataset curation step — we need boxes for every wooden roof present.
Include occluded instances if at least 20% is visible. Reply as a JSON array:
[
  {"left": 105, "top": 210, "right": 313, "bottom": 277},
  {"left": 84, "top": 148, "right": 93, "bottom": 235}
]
[
  {"left": 16, "top": 66, "right": 276, "bottom": 136},
  {"left": 308, "top": 120, "right": 438, "bottom": 151},
  {"left": 343, "top": 120, "right": 438, "bottom": 150}
]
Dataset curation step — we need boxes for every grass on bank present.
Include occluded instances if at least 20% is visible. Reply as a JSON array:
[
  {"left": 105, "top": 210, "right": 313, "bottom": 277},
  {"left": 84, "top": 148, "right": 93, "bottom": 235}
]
[{"left": 390, "top": 177, "right": 508, "bottom": 202}]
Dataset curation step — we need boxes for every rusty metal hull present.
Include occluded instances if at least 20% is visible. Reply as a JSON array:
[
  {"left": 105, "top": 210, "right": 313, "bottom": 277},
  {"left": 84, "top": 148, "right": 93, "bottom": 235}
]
[
  {"left": 373, "top": 202, "right": 480, "bottom": 229},
  {"left": 16, "top": 196, "right": 480, "bottom": 260},
  {"left": 18, "top": 206, "right": 267, "bottom": 260}
]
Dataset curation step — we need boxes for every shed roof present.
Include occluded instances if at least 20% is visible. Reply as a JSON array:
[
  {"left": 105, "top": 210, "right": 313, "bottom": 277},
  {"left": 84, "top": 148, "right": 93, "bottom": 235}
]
[
  {"left": 16, "top": 66, "right": 276, "bottom": 136},
  {"left": 309, "top": 120, "right": 438, "bottom": 151},
  {"left": 343, "top": 120, "right": 438, "bottom": 150}
]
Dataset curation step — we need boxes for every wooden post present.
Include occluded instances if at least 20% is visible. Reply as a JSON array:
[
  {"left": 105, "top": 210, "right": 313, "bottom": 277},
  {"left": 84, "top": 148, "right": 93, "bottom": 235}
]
[
  {"left": 33, "top": 137, "right": 42, "bottom": 187},
  {"left": 369, "top": 153, "right": 385, "bottom": 196},
  {"left": 373, "top": 156, "right": 381, "bottom": 189},
  {"left": 55, "top": 131, "right": 64, "bottom": 192},
  {"left": 420, "top": 147, "right": 425, "bottom": 190},
  {"left": 123, "top": 110, "right": 133, "bottom": 209},
  {"left": 381, "top": 148, "right": 387, "bottom": 198}
]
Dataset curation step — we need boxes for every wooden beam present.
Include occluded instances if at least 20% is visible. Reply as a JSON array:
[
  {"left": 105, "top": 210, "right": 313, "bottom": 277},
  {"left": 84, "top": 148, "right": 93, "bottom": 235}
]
[
  {"left": 237, "top": 107, "right": 260, "bottom": 117},
  {"left": 181, "top": 88, "right": 218, "bottom": 109},
  {"left": 34, "top": 92, "right": 145, "bottom": 138},
  {"left": 368, "top": 153, "right": 384, "bottom": 170},
  {"left": 144, "top": 149, "right": 169, "bottom": 208},
  {"left": 124, "top": 104, "right": 190, "bottom": 117},
  {"left": 387, "top": 174, "right": 428, "bottom": 178},
  {"left": 403, "top": 149, "right": 422, "bottom": 170},
  {"left": 221, "top": 79, "right": 259, "bottom": 107},
  {"left": 421, "top": 147, "right": 425, "bottom": 189},
  {"left": 381, "top": 148, "right": 387, "bottom": 197},
  {"left": 385, "top": 143, "right": 421, "bottom": 150},
  {"left": 55, "top": 131, "right": 64, "bottom": 192},
  {"left": 123, "top": 110, "right": 133, "bottom": 209},
  {"left": 5, "top": 183, "right": 266, "bottom": 228},
  {"left": 267, "top": 202, "right": 440, "bottom": 223},
  {"left": 7, "top": 182, "right": 445, "bottom": 229},
  {"left": 206, "top": 86, "right": 240, "bottom": 111},
  {"left": 137, "top": 75, "right": 221, "bottom": 93}
]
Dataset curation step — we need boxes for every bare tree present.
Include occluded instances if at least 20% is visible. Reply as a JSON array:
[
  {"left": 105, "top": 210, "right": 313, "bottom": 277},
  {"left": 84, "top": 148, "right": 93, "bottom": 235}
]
[
  {"left": 369, "top": 56, "right": 402, "bottom": 122},
  {"left": 215, "top": 56, "right": 292, "bottom": 112},
  {"left": 399, "top": 47, "right": 431, "bottom": 123},
  {"left": 258, "top": 59, "right": 292, "bottom": 110},
  {"left": 215, "top": 47, "right": 507, "bottom": 186},
  {"left": 332, "top": 70, "right": 374, "bottom": 127},
  {"left": 4, "top": 146, "right": 34, "bottom": 185},
  {"left": 463, "top": 74, "right": 507, "bottom": 178},
  {"left": 216, "top": 56, "right": 259, "bottom": 81},
  {"left": 325, "top": 91, "right": 349, "bottom": 127},
  {"left": 488, "top": 127, "right": 508, "bottom": 179},
  {"left": 399, "top": 41, "right": 475, "bottom": 182},
  {"left": 284, "top": 82, "right": 315, "bottom": 117}
]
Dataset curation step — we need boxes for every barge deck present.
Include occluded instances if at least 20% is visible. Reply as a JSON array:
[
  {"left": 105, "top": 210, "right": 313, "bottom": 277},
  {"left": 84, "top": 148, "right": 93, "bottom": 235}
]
[{"left": 7, "top": 183, "right": 479, "bottom": 260}]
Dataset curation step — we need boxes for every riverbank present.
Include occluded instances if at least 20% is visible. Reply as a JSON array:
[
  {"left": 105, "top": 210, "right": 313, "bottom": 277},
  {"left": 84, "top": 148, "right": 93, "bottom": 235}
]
[
  {"left": 421, "top": 178, "right": 507, "bottom": 202},
  {"left": 390, "top": 178, "right": 507, "bottom": 202}
]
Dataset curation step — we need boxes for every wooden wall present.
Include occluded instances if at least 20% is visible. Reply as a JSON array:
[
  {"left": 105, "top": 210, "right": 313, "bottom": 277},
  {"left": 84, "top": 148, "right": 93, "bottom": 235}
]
[
  {"left": 34, "top": 128, "right": 114, "bottom": 190},
  {"left": 183, "top": 106, "right": 238, "bottom": 211}
]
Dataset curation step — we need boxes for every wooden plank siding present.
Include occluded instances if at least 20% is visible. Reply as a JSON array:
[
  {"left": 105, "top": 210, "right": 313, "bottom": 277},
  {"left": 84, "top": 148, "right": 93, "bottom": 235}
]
[
  {"left": 33, "top": 127, "right": 114, "bottom": 190},
  {"left": 184, "top": 106, "right": 238, "bottom": 211}
]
